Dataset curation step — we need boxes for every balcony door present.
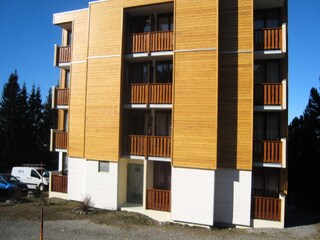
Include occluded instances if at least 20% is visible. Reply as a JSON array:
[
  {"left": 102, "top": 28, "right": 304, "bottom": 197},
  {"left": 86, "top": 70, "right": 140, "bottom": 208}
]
[
  {"left": 254, "top": 113, "right": 280, "bottom": 141},
  {"left": 127, "top": 164, "right": 144, "bottom": 204},
  {"left": 254, "top": 61, "right": 280, "bottom": 84}
]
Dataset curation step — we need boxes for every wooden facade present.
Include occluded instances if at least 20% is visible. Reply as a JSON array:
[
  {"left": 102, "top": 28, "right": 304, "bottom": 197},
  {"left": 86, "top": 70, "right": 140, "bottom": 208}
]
[
  {"left": 173, "top": 0, "right": 218, "bottom": 170},
  {"left": 217, "top": 0, "right": 253, "bottom": 170}
]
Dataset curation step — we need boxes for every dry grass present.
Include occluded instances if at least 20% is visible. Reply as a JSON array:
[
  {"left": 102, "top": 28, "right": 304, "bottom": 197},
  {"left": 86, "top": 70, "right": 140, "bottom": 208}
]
[{"left": 0, "top": 197, "right": 156, "bottom": 226}]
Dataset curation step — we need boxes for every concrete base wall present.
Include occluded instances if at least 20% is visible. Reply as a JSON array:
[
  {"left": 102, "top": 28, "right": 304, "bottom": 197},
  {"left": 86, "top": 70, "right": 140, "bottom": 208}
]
[
  {"left": 171, "top": 167, "right": 215, "bottom": 226},
  {"left": 214, "top": 169, "right": 252, "bottom": 226}
]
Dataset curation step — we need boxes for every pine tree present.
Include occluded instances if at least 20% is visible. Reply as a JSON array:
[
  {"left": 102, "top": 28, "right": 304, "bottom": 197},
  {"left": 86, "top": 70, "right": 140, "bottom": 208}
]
[
  {"left": 28, "top": 84, "right": 44, "bottom": 163},
  {"left": 289, "top": 87, "right": 320, "bottom": 199},
  {"left": 0, "top": 71, "right": 22, "bottom": 170},
  {"left": 41, "top": 88, "right": 57, "bottom": 169}
]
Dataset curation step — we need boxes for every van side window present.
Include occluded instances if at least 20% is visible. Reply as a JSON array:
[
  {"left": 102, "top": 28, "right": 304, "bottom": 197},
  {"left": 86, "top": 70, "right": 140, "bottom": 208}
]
[{"left": 31, "top": 170, "right": 40, "bottom": 179}]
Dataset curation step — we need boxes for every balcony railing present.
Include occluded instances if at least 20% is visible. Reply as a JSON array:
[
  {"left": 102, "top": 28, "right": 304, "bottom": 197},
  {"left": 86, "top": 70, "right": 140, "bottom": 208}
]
[
  {"left": 52, "top": 130, "right": 68, "bottom": 150},
  {"left": 129, "top": 31, "right": 173, "bottom": 53},
  {"left": 253, "top": 196, "right": 281, "bottom": 221},
  {"left": 254, "top": 83, "right": 282, "bottom": 105},
  {"left": 127, "top": 83, "right": 172, "bottom": 104},
  {"left": 127, "top": 135, "right": 171, "bottom": 158},
  {"left": 255, "top": 28, "right": 282, "bottom": 50},
  {"left": 254, "top": 140, "right": 282, "bottom": 164},
  {"left": 54, "top": 88, "right": 69, "bottom": 107},
  {"left": 147, "top": 189, "right": 171, "bottom": 212},
  {"left": 51, "top": 173, "right": 68, "bottom": 193},
  {"left": 55, "top": 45, "right": 71, "bottom": 64}
]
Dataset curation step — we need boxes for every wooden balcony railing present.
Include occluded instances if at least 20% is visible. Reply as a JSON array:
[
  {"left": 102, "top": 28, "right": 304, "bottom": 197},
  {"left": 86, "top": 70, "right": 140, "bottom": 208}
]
[
  {"left": 53, "top": 130, "right": 68, "bottom": 150},
  {"left": 254, "top": 140, "right": 282, "bottom": 164},
  {"left": 127, "top": 83, "right": 172, "bottom": 104},
  {"left": 147, "top": 189, "right": 171, "bottom": 212},
  {"left": 130, "top": 31, "right": 173, "bottom": 53},
  {"left": 54, "top": 88, "right": 69, "bottom": 106},
  {"left": 253, "top": 196, "right": 281, "bottom": 221},
  {"left": 57, "top": 45, "right": 71, "bottom": 64},
  {"left": 51, "top": 174, "right": 68, "bottom": 193},
  {"left": 254, "top": 83, "right": 282, "bottom": 105},
  {"left": 128, "top": 135, "right": 171, "bottom": 158},
  {"left": 255, "top": 28, "right": 282, "bottom": 50}
]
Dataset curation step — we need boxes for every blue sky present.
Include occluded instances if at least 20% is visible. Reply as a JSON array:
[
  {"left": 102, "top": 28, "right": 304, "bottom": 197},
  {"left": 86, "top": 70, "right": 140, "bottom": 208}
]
[{"left": 0, "top": 0, "right": 319, "bottom": 122}]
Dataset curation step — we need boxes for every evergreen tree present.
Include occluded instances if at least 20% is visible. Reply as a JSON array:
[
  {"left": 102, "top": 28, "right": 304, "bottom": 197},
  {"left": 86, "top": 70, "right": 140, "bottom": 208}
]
[
  {"left": 289, "top": 87, "right": 320, "bottom": 199},
  {"left": 0, "top": 71, "right": 22, "bottom": 170},
  {"left": 28, "top": 84, "right": 44, "bottom": 163},
  {"left": 41, "top": 88, "right": 58, "bottom": 169}
]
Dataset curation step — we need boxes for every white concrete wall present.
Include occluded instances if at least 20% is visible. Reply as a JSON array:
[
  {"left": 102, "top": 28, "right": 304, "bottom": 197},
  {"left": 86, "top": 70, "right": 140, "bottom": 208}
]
[
  {"left": 171, "top": 167, "right": 215, "bottom": 226},
  {"left": 214, "top": 169, "right": 252, "bottom": 226},
  {"left": 68, "top": 157, "right": 86, "bottom": 202},
  {"left": 85, "top": 161, "right": 118, "bottom": 210}
]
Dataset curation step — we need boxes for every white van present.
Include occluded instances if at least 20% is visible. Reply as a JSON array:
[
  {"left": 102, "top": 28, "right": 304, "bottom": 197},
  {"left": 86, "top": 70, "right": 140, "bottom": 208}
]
[{"left": 11, "top": 166, "right": 49, "bottom": 191}]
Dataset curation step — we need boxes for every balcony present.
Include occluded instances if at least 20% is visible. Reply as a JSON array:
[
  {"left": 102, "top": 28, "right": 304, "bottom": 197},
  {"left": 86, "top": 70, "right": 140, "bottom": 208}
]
[
  {"left": 128, "top": 31, "right": 173, "bottom": 54},
  {"left": 54, "top": 45, "right": 71, "bottom": 67},
  {"left": 253, "top": 196, "right": 281, "bottom": 221},
  {"left": 50, "top": 130, "right": 68, "bottom": 151},
  {"left": 254, "top": 83, "right": 282, "bottom": 105},
  {"left": 147, "top": 189, "right": 171, "bottom": 212},
  {"left": 51, "top": 173, "right": 68, "bottom": 193},
  {"left": 255, "top": 28, "right": 282, "bottom": 50},
  {"left": 126, "top": 83, "right": 172, "bottom": 106},
  {"left": 52, "top": 87, "right": 69, "bottom": 109},
  {"left": 127, "top": 135, "right": 171, "bottom": 158},
  {"left": 253, "top": 140, "right": 283, "bottom": 165}
]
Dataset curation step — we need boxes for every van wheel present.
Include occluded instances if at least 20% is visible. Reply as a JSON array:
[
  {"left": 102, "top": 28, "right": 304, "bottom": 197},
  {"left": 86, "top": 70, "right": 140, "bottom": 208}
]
[{"left": 38, "top": 184, "right": 44, "bottom": 191}]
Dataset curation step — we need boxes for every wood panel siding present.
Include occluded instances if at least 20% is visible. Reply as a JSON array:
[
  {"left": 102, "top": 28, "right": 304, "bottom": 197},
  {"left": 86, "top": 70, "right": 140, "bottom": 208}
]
[
  {"left": 147, "top": 189, "right": 171, "bottom": 212},
  {"left": 68, "top": 63, "right": 87, "bottom": 158},
  {"left": 123, "top": 0, "right": 173, "bottom": 8},
  {"left": 85, "top": 57, "right": 121, "bottom": 161},
  {"left": 253, "top": 196, "right": 281, "bottom": 221},
  {"left": 126, "top": 83, "right": 172, "bottom": 104},
  {"left": 71, "top": 10, "right": 89, "bottom": 62},
  {"left": 175, "top": 0, "right": 218, "bottom": 50},
  {"left": 173, "top": 51, "right": 218, "bottom": 169},
  {"left": 254, "top": 28, "right": 282, "bottom": 51},
  {"left": 254, "top": 83, "right": 282, "bottom": 105},
  {"left": 218, "top": 53, "right": 253, "bottom": 170},
  {"left": 88, "top": 1, "right": 122, "bottom": 57},
  {"left": 219, "top": 0, "right": 253, "bottom": 52},
  {"left": 217, "top": 0, "right": 253, "bottom": 170}
]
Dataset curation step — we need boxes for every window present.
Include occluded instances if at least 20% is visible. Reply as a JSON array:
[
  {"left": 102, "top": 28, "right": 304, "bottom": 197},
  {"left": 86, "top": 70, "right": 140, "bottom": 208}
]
[
  {"left": 156, "top": 61, "right": 172, "bottom": 83},
  {"left": 254, "top": 113, "right": 280, "bottom": 141},
  {"left": 67, "top": 30, "right": 72, "bottom": 45},
  {"left": 99, "top": 161, "right": 110, "bottom": 172},
  {"left": 131, "top": 15, "right": 150, "bottom": 33},
  {"left": 158, "top": 14, "right": 174, "bottom": 31},
  {"left": 31, "top": 170, "right": 40, "bottom": 179},
  {"left": 128, "top": 62, "right": 152, "bottom": 84},
  {"left": 254, "top": 61, "right": 280, "bottom": 84},
  {"left": 254, "top": 9, "right": 280, "bottom": 29},
  {"left": 154, "top": 162, "right": 171, "bottom": 190}
]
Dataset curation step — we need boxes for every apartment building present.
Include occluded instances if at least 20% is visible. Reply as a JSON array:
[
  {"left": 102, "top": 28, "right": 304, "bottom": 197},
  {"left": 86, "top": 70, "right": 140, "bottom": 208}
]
[{"left": 49, "top": 0, "right": 288, "bottom": 228}]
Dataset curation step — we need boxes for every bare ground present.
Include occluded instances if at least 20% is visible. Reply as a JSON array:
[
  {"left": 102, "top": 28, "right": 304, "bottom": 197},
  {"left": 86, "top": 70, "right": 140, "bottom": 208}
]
[{"left": 0, "top": 196, "right": 319, "bottom": 240}]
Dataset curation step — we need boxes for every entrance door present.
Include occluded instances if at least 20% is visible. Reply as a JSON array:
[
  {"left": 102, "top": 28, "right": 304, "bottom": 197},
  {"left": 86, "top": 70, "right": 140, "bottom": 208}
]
[{"left": 127, "top": 164, "right": 143, "bottom": 204}]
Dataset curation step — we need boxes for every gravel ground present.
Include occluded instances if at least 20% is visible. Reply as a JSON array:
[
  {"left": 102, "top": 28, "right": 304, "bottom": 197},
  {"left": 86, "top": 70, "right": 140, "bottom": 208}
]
[{"left": 0, "top": 218, "right": 319, "bottom": 240}]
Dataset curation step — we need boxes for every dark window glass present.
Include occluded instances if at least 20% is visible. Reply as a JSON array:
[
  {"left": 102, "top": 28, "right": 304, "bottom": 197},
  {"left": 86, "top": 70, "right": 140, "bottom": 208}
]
[
  {"left": 158, "top": 14, "right": 173, "bottom": 31},
  {"left": 154, "top": 162, "right": 171, "bottom": 190},
  {"left": 31, "top": 170, "right": 40, "bottom": 179},
  {"left": 131, "top": 15, "right": 150, "bottom": 33},
  {"left": 129, "top": 62, "right": 152, "bottom": 84},
  {"left": 254, "top": 9, "right": 280, "bottom": 29},
  {"left": 156, "top": 61, "right": 172, "bottom": 83}
]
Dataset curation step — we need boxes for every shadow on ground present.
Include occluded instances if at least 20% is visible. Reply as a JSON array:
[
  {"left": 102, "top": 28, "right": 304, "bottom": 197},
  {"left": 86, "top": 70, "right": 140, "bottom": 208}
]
[{"left": 286, "top": 195, "right": 320, "bottom": 227}]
